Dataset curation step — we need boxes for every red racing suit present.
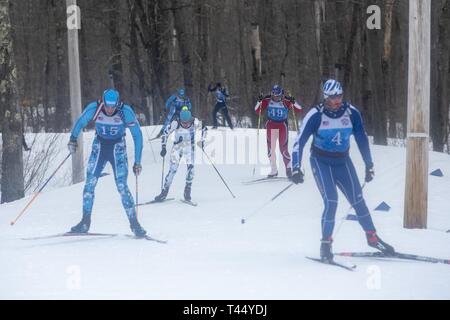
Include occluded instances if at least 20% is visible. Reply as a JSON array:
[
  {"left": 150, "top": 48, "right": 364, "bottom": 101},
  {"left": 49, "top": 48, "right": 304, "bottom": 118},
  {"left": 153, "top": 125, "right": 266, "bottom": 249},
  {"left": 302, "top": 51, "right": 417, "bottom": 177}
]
[{"left": 255, "top": 97, "right": 302, "bottom": 174}]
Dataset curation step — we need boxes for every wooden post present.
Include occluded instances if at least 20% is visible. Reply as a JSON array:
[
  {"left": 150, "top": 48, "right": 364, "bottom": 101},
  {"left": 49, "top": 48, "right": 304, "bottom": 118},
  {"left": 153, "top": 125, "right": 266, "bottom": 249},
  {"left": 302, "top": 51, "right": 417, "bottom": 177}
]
[
  {"left": 66, "top": 0, "right": 84, "bottom": 184},
  {"left": 404, "top": 0, "right": 430, "bottom": 229}
]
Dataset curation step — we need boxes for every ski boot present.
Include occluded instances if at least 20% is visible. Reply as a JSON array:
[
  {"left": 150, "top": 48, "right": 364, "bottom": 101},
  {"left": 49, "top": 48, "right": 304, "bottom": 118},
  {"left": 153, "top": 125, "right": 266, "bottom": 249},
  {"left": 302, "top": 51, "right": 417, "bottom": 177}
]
[
  {"left": 267, "top": 171, "right": 278, "bottom": 178},
  {"left": 366, "top": 231, "right": 395, "bottom": 256},
  {"left": 70, "top": 214, "right": 91, "bottom": 234},
  {"left": 130, "top": 217, "right": 147, "bottom": 238},
  {"left": 286, "top": 168, "right": 293, "bottom": 179},
  {"left": 154, "top": 188, "right": 169, "bottom": 202},
  {"left": 320, "top": 239, "right": 334, "bottom": 263},
  {"left": 184, "top": 184, "right": 192, "bottom": 202}
]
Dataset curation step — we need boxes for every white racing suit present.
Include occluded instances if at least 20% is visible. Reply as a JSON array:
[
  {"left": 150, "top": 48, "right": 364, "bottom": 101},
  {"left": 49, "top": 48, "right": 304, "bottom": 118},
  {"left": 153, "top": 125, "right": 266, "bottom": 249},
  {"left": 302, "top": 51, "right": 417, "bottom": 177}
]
[{"left": 161, "top": 118, "right": 206, "bottom": 191}]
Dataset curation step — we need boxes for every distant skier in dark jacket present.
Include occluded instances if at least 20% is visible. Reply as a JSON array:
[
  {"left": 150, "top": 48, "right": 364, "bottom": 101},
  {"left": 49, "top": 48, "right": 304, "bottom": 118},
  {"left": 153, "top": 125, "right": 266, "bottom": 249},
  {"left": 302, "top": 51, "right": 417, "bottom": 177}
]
[
  {"left": 208, "top": 82, "right": 233, "bottom": 130},
  {"left": 291, "top": 79, "right": 395, "bottom": 262}
]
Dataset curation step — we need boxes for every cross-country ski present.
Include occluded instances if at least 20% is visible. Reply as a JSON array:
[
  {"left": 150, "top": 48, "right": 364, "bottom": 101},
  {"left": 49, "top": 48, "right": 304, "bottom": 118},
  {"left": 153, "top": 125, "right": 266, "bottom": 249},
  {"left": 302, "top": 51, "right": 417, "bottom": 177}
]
[
  {"left": 305, "top": 256, "right": 357, "bottom": 272},
  {"left": 21, "top": 232, "right": 118, "bottom": 241},
  {"left": 136, "top": 198, "right": 175, "bottom": 207}
]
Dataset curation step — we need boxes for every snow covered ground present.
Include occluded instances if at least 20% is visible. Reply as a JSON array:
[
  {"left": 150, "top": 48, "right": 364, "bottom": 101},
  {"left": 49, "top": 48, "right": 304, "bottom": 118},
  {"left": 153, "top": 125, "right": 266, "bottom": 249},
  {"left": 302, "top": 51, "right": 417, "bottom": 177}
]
[{"left": 1, "top": 127, "right": 449, "bottom": 299}]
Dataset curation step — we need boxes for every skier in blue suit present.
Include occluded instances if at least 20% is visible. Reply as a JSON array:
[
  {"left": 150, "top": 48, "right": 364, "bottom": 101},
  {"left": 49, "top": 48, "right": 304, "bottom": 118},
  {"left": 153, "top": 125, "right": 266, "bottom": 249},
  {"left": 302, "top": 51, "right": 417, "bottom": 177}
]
[
  {"left": 158, "top": 88, "right": 192, "bottom": 137},
  {"left": 67, "top": 89, "right": 146, "bottom": 237},
  {"left": 291, "top": 79, "right": 395, "bottom": 262}
]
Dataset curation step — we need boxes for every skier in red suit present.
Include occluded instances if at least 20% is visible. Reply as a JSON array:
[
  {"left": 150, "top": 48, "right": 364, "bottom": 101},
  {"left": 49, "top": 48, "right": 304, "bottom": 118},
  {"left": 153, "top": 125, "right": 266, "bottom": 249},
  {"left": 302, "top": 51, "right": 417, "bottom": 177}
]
[{"left": 255, "top": 85, "right": 302, "bottom": 178}]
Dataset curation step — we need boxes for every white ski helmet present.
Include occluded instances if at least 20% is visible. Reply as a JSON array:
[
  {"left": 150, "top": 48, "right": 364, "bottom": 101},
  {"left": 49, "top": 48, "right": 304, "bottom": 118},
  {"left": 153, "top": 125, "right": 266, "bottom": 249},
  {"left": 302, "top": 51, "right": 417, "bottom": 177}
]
[{"left": 323, "top": 80, "right": 343, "bottom": 99}]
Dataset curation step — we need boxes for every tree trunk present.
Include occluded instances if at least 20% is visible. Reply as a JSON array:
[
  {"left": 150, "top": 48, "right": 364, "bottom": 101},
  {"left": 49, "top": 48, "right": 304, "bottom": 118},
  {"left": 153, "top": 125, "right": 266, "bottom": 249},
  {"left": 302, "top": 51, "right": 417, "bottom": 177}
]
[
  {"left": 171, "top": 0, "right": 193, "bottom": 98},
  {"left": 431, "top": 0, "right": 450, "bottom": 152},
  {"left": 128, "top": 0, "right": 150, "bottom": 123},
  {"left": 1, "top": 0, "right": 25, "bottom": 203},
  {"left": 53, "top": 0, "right": 70, "bottom": 132},
  {"left": 108, "top": 0, "right": 124, "bottom": 92},
  {"left": 366, "top": 0, "right": 388, "bottom": 145}
]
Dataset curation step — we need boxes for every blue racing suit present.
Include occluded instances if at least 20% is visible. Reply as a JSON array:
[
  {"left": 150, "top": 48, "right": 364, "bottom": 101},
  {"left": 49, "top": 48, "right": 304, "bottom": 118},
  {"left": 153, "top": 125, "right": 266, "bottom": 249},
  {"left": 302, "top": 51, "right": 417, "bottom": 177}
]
[
  {"left": 162, "top": 94, "right": 192, "bottom": 131},
  {"left": 292, "top": 102, "right": 376, "bottom": 240},
  {"left": 70, "top": 102, "right": 143, "bottom": 219}
]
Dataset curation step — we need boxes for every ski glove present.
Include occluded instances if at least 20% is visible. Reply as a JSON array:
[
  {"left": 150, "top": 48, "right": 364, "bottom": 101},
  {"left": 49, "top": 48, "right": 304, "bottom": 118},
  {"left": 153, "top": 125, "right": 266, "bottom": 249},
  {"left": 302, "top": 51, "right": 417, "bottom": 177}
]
[
  {"left": 365, "top": 164, "right": 374, "bottom": 183},
  {"left": 173, "top": 136, "right": 183, "bottom": 145},
  {"left": 286, "top": 95, "right": 296, "bottom": 103},
  {"left": 160, "top": 146, "right": 167, "bottom": 158},
  {"left": 68, "top": 139, "right": 78, "bottom": 154},
  {"left": 291, "top": 169, "right": 304, "bottom": 184},
  {"left": 133, "top": 163, "right": 142, "bottom": 176},
  {"left": 257, "top": 94, "right": 264, "bottom": 102}
]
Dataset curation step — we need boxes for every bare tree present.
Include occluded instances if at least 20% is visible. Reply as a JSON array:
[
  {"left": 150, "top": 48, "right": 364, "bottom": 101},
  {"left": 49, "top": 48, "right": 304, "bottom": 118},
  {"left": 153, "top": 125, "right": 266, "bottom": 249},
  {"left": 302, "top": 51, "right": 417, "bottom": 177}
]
[{"left": 1, "top": 0, "right": 25, "bottom": 203}]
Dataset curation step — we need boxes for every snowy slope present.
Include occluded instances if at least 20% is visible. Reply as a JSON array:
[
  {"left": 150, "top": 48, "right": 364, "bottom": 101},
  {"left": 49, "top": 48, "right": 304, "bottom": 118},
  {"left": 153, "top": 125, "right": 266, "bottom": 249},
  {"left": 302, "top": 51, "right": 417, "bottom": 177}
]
[{"left": 1, "top": 127, "right": 449, "bottom": 299}]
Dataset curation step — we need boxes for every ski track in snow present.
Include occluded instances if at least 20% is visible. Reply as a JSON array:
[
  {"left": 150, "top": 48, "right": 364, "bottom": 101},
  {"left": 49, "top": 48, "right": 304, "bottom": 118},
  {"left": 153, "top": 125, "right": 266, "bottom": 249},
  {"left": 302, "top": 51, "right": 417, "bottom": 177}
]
[{"left": 1, "top": 127, "right": 449, "bottom": 299}]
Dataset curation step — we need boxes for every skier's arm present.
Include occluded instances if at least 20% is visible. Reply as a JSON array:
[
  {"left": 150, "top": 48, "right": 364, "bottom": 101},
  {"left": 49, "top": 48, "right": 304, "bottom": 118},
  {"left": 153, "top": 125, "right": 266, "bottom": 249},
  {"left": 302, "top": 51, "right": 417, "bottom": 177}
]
[
  {"left": 162, "top": 104, "right": 176, "bottom": 129},
  {"left": 255, "top": 99, "right": 268, "bottom": 114},
  {"left": 186, "top": 99, "right": 193, "bottom": 110},
  {"left": 161, "top": 120, "right": 178, "bottom": 147},
  {"left": 165, "top": 95, "right": 176, "bottom": 110},
  {"left": 123, "top": 106, "right": 143, "bottom": 164},
  {"left": 291, "top": 109, "right": 321, "bottom": 171},
  {"left": 70, "top": 102, "right": 98, "bottom": 140},
  {"left": 208, "top": 84, "right": 216, "bottom": 92},
  {"left": 292, "top": 101, "right": 303, "bottom": 113},
  {"left": 350, "top": 106, "right": 373, "bottom": 168}
]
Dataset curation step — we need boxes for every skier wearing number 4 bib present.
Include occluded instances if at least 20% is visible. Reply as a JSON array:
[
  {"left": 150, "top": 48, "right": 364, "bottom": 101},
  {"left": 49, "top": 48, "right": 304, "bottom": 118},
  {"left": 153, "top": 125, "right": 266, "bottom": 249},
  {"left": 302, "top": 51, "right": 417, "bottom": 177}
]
[
  {"left": 291, "top": 80, "right": 395, "bottom": 262},
  {"left": 67, "top": 89, "right": 147, "bottom": 238},
  {"left": 154, "top": 107, "right": 207, "bottom": 203},
  {"left": 255, "top": 85, "right": 302, "bottom": 178}
]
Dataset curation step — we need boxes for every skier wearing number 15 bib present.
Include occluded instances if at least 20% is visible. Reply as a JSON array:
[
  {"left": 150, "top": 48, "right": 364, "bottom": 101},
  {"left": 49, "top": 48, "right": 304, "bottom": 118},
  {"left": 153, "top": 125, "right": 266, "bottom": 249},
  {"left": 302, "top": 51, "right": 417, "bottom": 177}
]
[
  {"left": 67, "top": 89, "right": 146, "bottom": 238},
  {"left": 255, "top": 85, "right": 302, "bottom": 178},
  {"left": 291, "top": 80, "right": 395, "bottom": 262}
]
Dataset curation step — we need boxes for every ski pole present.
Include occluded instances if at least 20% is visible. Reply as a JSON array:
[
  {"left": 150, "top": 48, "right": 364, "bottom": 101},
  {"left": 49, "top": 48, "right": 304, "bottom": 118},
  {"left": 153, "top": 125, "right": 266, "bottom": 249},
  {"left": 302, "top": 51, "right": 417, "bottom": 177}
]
[
  {"left": 253, "top": 105, "right": 262, "bottom": 176},
  {"left": 201, "top": 147, "right": 236, "bottom": 199},
  {"left": 333, "top": 182, "right": 367, "bottom": 239},
  {"left": 161, "top": 156, "right": 165, "bottom": 191},
  {"left": 291, "top": 108, "right": 298, "bottom": 132},
  {"left": 10, "top": 153, "right": 71, "bottom": 226},
  {"left": 135, "top": 175, "right": 139, "bottom": 219},
  {"left": 143, "top": 125, "right": 157, "bottom": 163},
  {"left": 241, "top": 183, "right": 294, "bottom": 224}
]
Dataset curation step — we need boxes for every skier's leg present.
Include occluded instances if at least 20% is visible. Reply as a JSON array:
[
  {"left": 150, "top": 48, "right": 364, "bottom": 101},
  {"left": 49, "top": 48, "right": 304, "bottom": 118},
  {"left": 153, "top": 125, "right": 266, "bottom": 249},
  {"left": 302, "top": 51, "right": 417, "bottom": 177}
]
[
  {"left": 266, "top": 121, "right": 278, "bottom": 176},
  {"left": 334, "top": 158, "right": 375, "bottom": 233},
  {"left": 154, "top": 149, "right": 181, "bottom": 201},
  {"left": 335, "top": 158, "right": 395, "bottom": 254},
  {"left": 310, "top": 156, "right": 339, "bottom": 261},
  {"left": 72, "top": 139, "right": 107, "bottom": 232},
  {"left": 184, "top": 164, "right": 194, "bottom": 201},
  {"left": 164, "top": 147, "right": 182, "bottom": 190},
  {"left": 221, "top": 105, "right": 234, "bottom": 129},
  {"left": 310, "top": 157, "right": 338, "bottom": 240},
  {"left": 111, "top": 140, "right": 147, "bottom": 237},
  {"left": 82, "top": 139, "right": 108, "bottom": 215},
  {"left": 184, "top": 144, "right": 195, "bottom": 201},
  {"left": 212, "top": 103, "right": 220, "bottom": 128},
  {"left": 279, "top": 121, "right": 292, "bottom": 176},
  {"left": 111, "top": 140, "right": 137, "bottom": 219}
]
